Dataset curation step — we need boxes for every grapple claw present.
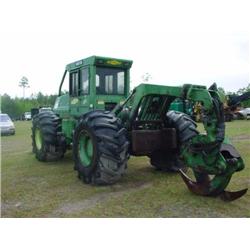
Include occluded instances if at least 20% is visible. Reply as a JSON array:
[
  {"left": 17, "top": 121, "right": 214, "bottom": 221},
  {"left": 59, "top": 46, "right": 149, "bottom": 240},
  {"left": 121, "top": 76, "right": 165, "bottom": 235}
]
[
  {"left": 179, "top": 169, "right": 211, "bottom": 196},
  {"left": 220, "top": 188, "right": 248, "bottom": 202},
  {"left": 180, "top": 169, "right": 248, "bottom": 201}
]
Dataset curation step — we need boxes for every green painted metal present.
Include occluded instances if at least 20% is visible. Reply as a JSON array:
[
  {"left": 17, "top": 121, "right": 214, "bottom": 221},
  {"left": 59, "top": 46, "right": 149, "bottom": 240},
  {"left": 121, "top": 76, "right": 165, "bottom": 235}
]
[
  {"left": 169, "top": 98, "right": 194, "bottom": 117},
  {"left": 53, "top": 55, "right": 133, "bottom": 142},
  {"left": 61, "top": 119, "right": 76, "bottom": 144},
  {"left": 47, "top": 55, "right": 246, "bottom": 199},
  {"left": 114, "top": 83, "right": 245, "bottom": 197},
  {"left": 78, "top": 131, "right": 93, "bottom": 166},
  {"left": 66, "top": 55, "right": 133, "bottom": 72},
  {"left": 115, "top": 82, "right": 224, "bottom": 143},
  {"left": 53, "top": 94, "right": 70, "bottom": 118},
  {"left": 114, "top": 83, "right": 211, "bottom": 130},
  {"left": 35, "top": 128, "right": 42, "bottom": 150}
]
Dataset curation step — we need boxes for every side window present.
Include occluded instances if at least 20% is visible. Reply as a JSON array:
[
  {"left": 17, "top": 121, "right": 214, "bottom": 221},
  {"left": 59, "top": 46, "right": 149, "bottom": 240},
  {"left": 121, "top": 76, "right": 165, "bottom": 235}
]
[
  {"left": 96, "top": 75, "right": 100, "bottom": 87},
  {"left": 81, "top": 68, "right": 89, "bottom": 95},
  {"left": 105, "top": 75, "right": 113, "bottom": 94},
  {"left": 96, "top": 75, "right": 100, "bottom": 94},
  {"left": 70, "top": 72, "right": 79, "bottom": 96},
  {"left": 117, "top": 72, "right": 125, "bottom": 94}
]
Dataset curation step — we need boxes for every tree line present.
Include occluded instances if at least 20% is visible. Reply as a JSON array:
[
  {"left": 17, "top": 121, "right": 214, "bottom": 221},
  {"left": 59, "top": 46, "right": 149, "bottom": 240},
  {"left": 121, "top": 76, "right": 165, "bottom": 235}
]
[
  {"left": 1, "top": 92, "right": 57, "bottom": 119},
  {"left": 1, "top": 83, "right": 249, "bottom": 120}
]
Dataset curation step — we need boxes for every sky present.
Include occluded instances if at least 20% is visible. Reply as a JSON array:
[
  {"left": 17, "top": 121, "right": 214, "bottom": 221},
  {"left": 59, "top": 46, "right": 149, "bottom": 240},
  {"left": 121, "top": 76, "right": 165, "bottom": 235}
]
[{"left": 0, "top": 1, "right": 249, "bottom": 98}]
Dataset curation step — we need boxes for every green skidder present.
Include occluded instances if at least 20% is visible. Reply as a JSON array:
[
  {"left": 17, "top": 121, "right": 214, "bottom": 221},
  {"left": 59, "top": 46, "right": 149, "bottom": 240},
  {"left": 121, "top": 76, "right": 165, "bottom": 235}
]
[{"left": 32, "top": 56, "right": 247, "bottom": 201}]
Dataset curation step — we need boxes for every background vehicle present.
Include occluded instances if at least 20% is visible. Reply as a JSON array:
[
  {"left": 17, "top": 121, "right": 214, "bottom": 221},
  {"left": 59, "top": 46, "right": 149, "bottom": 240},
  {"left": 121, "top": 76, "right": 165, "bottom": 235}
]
[
  {"left": 235, "top": 107, "right": 250, "bottom": 119},
  {"left": 31, "top": 56, "right": 247, "bottom": 201},
  {"left": 0, "top": 113, "right": 15, "bottom": 135},
  {"left": 24, "top": 112, "right": 31, "bottom": 120},
  {"left": 224, "top": 92, "right": 250, "bottom": 121},
  {"left": 31, "top": 107, "right": 52, "bottom": 119}
]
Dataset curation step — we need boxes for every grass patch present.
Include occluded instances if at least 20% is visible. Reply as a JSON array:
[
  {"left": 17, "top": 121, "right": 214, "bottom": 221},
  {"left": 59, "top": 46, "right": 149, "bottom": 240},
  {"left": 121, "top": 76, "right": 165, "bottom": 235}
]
[{"left": 1, "top": 120, "right": 250, "bottom": 217}]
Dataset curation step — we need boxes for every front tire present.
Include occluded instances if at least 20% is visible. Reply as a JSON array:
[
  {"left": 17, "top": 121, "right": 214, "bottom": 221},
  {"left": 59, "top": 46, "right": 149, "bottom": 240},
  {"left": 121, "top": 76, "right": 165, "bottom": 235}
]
[
  {"left": 73, "top": 110, "right": 129, "bottom": 185},
  {"left": 32, "top": 111, "right": 66, "bottom": 161}
]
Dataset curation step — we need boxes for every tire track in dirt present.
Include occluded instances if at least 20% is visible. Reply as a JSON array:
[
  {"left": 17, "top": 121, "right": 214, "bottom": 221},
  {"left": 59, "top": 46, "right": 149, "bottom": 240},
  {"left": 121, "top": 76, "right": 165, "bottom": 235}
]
[{"left": 50, "top": 182, "right": 152, "bottom": 217}]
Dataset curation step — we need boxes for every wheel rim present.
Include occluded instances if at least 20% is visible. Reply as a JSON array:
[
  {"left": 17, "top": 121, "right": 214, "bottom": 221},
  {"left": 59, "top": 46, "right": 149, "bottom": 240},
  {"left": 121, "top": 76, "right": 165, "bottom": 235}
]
[
  {"left": 35, "top": 128, "right": 42, "bottom": 150},
  {"left": 78, "top": 130, "right": 94, "bottom": 167}
]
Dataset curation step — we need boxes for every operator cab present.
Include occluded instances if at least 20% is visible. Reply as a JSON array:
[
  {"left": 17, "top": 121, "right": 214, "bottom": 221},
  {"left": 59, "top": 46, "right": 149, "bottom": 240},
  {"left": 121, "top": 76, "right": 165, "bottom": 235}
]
[{"left": 54, "top": 56, "right": 132, "bottom": 117}]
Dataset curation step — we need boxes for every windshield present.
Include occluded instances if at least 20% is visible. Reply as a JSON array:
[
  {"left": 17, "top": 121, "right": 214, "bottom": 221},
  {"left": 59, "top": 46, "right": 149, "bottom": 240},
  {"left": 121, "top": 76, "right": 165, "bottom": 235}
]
[
  {"left": 96, "top": 67, "right": 125, "bottom": 95},
  {"left": 0, "top": 114, "right": 11, "bottom": 122}
]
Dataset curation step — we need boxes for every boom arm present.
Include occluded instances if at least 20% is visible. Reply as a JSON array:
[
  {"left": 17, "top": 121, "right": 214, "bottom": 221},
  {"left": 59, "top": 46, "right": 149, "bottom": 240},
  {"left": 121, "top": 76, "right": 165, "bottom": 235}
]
[
  {"left": 114, "top": 83, "right": 223, "bottom": 141},
  {"left": 114, "top": 83, "right": 247, "bottom": 200}
]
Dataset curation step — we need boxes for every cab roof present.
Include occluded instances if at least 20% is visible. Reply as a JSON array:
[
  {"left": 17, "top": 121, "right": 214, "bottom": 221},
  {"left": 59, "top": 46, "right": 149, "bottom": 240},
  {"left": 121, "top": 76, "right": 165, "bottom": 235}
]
[{"left": 66, "top": 56, "right": 133, "bottom": 71}]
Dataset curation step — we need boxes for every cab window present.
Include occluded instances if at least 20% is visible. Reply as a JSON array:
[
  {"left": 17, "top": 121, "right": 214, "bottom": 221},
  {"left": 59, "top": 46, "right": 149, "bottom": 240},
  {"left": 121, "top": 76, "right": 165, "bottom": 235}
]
[
  {"left": 81, "top": 68, "right": 89, "bottom": 95},
  {"left": 96, "top": 67, "right": 125, "bottom": 95},
  {"left": 69, "top": 72, "right": 79, "bottom": 96}
]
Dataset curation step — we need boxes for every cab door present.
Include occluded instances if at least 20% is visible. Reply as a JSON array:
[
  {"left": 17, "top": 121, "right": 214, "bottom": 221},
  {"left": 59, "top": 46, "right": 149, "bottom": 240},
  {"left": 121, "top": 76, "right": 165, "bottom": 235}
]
[{"left": 69, "top": 67, "right": 91, "bottom": 116}]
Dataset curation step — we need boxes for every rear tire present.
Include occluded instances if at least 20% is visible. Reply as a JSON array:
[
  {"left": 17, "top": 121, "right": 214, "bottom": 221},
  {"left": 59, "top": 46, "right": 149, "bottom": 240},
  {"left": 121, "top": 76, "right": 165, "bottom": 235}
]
[
  {"left": 166, "top": 111, "right": 199, "bottom": 144},
  {"left": 32, "top": 111, "right": 66, "bottom": 161},
  {"left": 150, "top": 111, "right": 198, "bottom": 172},
  {"left": 73, "top": 110, "right": 129, "bottom": 185}
]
